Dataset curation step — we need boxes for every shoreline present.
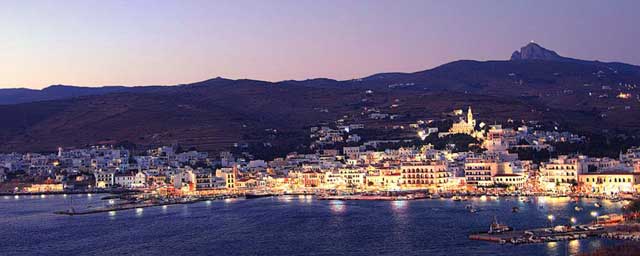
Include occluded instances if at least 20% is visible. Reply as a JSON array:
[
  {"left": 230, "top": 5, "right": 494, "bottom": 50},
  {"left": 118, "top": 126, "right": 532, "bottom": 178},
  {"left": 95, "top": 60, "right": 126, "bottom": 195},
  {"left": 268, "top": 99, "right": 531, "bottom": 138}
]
[
  {"left": 0, "top": 189, "right": 138, "bottom": 197},
  {"left": 49, "top": 192, "right": 632, "bottom": 216},
  {"left": 53, "top": 195, "right": 240, "bottom": 216}
]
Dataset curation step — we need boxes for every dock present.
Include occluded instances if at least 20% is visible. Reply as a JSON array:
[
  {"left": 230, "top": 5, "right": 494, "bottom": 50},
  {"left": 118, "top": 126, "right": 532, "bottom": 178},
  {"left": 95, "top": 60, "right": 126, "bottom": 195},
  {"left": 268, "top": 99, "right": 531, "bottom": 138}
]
[
  {"left": 317, "top": 194, "right": 428, "bottom": 201},
  {"left": 54, "top": 195, "right": 239, "bottom": 215},
  {"left": 470, "top": 226, "right": 609, "bottom": 244}
]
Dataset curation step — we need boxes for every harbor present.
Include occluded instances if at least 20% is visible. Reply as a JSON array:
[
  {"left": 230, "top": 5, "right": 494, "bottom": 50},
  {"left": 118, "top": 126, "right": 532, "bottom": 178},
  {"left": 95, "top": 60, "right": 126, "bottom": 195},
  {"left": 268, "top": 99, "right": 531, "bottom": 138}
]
[{"left": 3, "top": 193, "right": 634, "bottom": 256}]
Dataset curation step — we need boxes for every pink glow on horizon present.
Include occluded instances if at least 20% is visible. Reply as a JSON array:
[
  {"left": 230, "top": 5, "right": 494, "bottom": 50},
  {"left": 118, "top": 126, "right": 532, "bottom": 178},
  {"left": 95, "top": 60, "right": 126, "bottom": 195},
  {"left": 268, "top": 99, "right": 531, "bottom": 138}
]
[{"left": 0, "top": 0, "right": 639, "bottom": 89}]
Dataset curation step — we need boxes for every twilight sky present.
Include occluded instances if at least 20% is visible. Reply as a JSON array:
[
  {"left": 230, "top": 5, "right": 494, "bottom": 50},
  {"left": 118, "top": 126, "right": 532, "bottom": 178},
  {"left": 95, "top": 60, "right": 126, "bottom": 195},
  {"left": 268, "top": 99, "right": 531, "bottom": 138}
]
[{"left": 1, "top": 0, "right": 639, "bottom": 89}]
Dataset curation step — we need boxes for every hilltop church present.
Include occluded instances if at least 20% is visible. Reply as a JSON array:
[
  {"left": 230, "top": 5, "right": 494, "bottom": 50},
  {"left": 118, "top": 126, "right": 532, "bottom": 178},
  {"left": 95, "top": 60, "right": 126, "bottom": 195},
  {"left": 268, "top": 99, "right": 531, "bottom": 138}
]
[{"left": 449, "top": 106, "right": 479, "bottom": 137}]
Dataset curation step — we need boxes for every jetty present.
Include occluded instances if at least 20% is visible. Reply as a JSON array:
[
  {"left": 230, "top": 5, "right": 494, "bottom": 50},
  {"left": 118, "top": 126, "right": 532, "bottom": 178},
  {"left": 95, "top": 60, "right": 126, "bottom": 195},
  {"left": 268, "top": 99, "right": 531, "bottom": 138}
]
[
  {"left": 317, "top": 194, "right": 428, "bottom": 201},
  {"left": 470, "top": 225, "right": 609, "bottom": 244},
  {"left": 54, "top": 195, "right": 239, "bottom": 216}
]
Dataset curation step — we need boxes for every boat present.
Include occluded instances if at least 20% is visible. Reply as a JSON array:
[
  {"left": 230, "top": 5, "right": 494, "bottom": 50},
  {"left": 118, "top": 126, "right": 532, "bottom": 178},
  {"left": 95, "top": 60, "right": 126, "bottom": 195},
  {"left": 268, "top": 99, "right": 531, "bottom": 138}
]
[
  {"left": 519, "top": 196, "right": 531, "bottom": 203},
  {"left": 488, "top": 217, "right": 513, "bottom": 234},
  {"left": 574, "top": 206, "right": 583, "bottom": 211},
  {"left": 452, "top": 196, "right": 462, "bottom": 201},
  {"left": 469, "top": 205, "right": 481, "bottom": 213},
  {"left": 594, "top": 202, "right": 602, "bottom": 208},
  {"left": 245, "top": 192, "right": 277, "bottom": 199},
  {"left": 465, "top": 204, "right": 473, "bottom": 210},
  {"left": 512, "top": 207, "right": 520, "bottom": 213},
  {"left": 430, "top": 194, "right": 441, "bottom": 199}
]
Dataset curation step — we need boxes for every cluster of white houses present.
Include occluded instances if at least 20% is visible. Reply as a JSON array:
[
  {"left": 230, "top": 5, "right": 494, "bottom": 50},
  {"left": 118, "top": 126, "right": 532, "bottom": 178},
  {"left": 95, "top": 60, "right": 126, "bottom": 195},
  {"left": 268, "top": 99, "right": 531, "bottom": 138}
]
[
  {"left": 1, "top": 107, "right": 639, "bottom": 196},
  {"left": 75, "top": 143, "right": 640, "bottom": 197}
]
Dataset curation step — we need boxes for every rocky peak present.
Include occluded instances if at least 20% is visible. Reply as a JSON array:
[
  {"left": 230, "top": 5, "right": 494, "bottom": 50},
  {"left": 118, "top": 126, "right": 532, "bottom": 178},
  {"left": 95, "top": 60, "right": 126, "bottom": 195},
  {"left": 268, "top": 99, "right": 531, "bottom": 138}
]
[{"left": 510, "top": 42, "right": 565, "bottom": 61}]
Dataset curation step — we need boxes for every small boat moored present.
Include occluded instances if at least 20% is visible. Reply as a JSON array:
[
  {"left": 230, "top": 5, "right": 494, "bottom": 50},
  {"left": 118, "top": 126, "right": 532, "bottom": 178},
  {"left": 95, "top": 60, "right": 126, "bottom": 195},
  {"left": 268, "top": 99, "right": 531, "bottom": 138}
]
[{"left": 488, "top": 216, "right": 513, "bottom": 234}]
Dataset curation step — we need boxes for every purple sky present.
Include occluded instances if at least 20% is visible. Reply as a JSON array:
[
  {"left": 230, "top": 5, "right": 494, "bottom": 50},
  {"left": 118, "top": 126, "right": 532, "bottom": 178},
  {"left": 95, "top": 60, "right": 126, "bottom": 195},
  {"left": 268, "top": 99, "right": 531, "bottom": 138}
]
[{"left": 1, "top": 0, "right": 639, "bottom": 89}]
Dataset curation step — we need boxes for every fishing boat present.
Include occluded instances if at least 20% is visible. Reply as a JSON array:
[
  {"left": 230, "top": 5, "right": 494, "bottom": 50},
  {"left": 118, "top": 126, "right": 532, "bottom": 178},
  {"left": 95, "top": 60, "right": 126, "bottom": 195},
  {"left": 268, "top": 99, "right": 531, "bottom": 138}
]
[{"left": 488, "top": 217, "right": 513, "bottom": 234}]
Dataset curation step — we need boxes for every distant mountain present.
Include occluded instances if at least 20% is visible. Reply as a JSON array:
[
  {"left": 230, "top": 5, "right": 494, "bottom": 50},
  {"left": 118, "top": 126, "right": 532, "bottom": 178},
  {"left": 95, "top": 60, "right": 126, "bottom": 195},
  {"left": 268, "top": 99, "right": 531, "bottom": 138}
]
[
  {"left": 0, "top": 85, "right": 134, "bottom": 105},
  {"left": 0, "top": 43, "right": 638, "bottom": 153}
]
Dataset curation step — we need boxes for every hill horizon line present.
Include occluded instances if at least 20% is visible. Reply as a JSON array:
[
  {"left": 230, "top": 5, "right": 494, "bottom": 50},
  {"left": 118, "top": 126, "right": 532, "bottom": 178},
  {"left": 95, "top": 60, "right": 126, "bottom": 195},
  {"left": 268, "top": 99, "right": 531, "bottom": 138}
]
[{"left": 3, "top": 42, "right": 639, "bottom": 91}]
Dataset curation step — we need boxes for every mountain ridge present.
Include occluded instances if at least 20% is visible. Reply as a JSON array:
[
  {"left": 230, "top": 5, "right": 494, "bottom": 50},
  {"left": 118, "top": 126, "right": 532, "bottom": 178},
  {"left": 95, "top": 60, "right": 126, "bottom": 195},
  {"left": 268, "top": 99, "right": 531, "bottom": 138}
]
[
  {"left": 0, "top": 43, "right": 638, "bottom": 153},
  {"left": 1, "top": 42, "right": 639, "bottom": 105}
]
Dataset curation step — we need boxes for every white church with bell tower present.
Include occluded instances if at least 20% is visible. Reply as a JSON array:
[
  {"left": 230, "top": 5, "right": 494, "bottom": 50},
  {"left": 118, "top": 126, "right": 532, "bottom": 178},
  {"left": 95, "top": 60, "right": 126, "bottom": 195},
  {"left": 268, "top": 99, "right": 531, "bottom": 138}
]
[{"left": 449, "top": 106, "right": 477, "bottom": 135}]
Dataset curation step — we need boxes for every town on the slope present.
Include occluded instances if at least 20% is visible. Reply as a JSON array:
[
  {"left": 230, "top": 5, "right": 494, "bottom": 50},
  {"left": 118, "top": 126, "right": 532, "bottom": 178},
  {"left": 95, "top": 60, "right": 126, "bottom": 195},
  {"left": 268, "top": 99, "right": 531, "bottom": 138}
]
[{"left": 1, "top": 106, "right": 639, "bottom": 200}]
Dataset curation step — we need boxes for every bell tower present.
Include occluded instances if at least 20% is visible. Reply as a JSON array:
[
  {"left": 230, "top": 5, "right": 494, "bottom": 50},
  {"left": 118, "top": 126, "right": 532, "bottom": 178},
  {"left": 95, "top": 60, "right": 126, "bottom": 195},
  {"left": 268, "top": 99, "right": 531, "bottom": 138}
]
[{"left": 467, "top": 106, "right": 475, "bottom": 127}]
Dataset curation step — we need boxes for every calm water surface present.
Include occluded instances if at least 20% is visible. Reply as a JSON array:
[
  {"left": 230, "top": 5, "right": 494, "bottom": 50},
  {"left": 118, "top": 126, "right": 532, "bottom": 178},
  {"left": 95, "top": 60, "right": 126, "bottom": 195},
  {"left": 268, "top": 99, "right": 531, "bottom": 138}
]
[{"left": 0, "top": 194, "right": 627, "bottom": 255}]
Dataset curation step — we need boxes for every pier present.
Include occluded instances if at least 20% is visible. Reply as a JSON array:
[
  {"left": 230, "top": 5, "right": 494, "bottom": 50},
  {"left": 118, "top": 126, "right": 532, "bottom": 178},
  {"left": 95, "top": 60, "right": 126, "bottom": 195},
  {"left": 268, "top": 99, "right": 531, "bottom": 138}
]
[
  {"left": 54, "top": 195, "right": 240, "bottom": 216},
  {"left": 470, "top": 226, "right": 611, "bottom": 244}
]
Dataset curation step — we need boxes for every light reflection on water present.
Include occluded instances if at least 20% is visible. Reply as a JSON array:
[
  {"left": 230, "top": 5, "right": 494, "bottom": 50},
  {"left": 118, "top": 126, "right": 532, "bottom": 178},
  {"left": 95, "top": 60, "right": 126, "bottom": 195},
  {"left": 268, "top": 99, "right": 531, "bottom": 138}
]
[
  {"left": 299, "top": 195, "right": 313, "bottom": 204},
  {"left": 330, "top": 201, "right": 345, "bottom": 214},
  {"left": 280, "top": 196, "right": 293, "bottom": 203},
  {"left": 568, "top": 239, "right": 580, "bottom": 255},
  {"left": 108, "top": 210, "right": 117, "bottom": 220},
  {"left": 392, "top": 200, "right": 407, "bottom": 213}
]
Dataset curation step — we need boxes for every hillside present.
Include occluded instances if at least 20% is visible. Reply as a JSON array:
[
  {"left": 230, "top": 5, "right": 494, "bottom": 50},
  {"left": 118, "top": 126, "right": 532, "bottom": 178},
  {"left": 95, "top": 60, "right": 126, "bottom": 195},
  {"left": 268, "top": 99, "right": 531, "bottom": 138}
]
[{"left": 0, "top": 43, "right": 638, "bottom": 154}]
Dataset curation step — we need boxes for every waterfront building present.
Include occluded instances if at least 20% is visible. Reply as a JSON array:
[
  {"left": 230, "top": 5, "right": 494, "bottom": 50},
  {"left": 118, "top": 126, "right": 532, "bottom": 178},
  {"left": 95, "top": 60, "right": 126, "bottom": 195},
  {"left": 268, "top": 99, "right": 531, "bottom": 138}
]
[
  {"left": 215, "top": 167, "right": 237, "bottom": 189},
  {"left": 115, "top": 172, "right": 135, "bottom": 188},
  {"left": 24, "top": 183, "right": 64, "bottom": 193},
  {"left": 464, "top": 153, "right": 516, "bottom": 187},
  {"left": 195, "top": 171, "right": 219, "bottom": 189},
  {"left": 400, "top": 161, "right": 449, "bottom": 190},
  {"left": 578, "top": 171, "right": 640, "bottom": 195},
  {"left": 366, "top": 168, "right": 402, "bottom": 190},
  {"left": 493, "top": 173, "right": 528, "bottom": 189},
  {"left": 94, "top": 170, "right": 115, "bottom": 188},
  {"left": 114, "top": 170, "right": 147, "bottom": 188},
  {"left": 539, "top": 155, "right": 587, "bottom": 192},
  {"left": 173, "top": 169, "right": 196, "bottom": 193},
  {"left": 288, "top": 170, "right": 324, "bottom": 188},
  {"left": 323, "top": 168, "right": 366, "bottom": 189}
]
